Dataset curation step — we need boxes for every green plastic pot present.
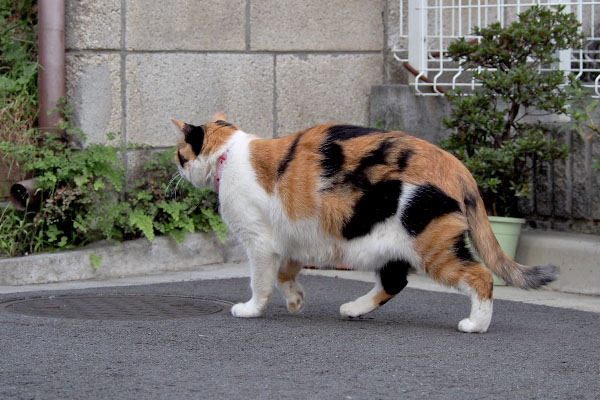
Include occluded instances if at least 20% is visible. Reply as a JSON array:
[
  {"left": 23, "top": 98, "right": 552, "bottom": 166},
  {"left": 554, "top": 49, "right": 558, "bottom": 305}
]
[
  {"left": 488, "top": 216, "right": 525, "bottom": 285},
  {"left": 467, "top": 216, "right": 525, "bottom": 286}
]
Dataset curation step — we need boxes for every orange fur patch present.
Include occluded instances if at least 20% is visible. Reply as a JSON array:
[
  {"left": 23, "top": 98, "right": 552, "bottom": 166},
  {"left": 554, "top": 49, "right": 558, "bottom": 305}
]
[
  {"left": 277, "top": 260, "right": 303, "bottom": 283},
  {"left": 201, "top": 122, "right": 237, "bottom": 156},
  {"left": 175, "top": 142, "right": 196, "bottom": 164},
  {"left": 277, "top": 138, "right": 319, "bottom": 220},
  {"left": 414, "top": 213, "right": 492, "bottom": 300},
  {"left": 249, "top": 134, "right": 297, "bottom": 195},
  {"left": 373, "top": 290, "right": 394, "bottom": 306},
  {"left": 394, "top": 134, "right": 469, "bottom": 202},
  {"left": 319, "top": 189, "right": 361, "bottom": 238}
]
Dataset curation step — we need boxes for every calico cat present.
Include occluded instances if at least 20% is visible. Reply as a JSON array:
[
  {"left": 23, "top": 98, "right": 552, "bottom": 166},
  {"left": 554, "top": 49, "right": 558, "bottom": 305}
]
[{"left": 172, "top": 113, "right": 558, "bottom": 333}]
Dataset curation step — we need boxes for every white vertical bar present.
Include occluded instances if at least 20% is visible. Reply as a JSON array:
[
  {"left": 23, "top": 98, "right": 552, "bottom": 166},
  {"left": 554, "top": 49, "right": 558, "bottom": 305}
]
[
  {"left": 399, "top": 0, "right": 404, "bottom": 38},
  {"left": 498, "top": 0, "right": 503, "bottom": 28},
  {"left": 408, "top": 0, "right": 428, "bottom": 76},
  {"left": 559, "top": 3, "right": 572, "bottom": 78},
  {"left": 484, "top": 0, "right": 488, "bottom": 28},
  {"left": 468, "top": 0, "right": 473, "bottom": 37},
  {"left": 434, "top": 0, "right": 444, "bottom": 93},
  {"left": 458, "top": 0, "right": 462, "bottom": 37}
]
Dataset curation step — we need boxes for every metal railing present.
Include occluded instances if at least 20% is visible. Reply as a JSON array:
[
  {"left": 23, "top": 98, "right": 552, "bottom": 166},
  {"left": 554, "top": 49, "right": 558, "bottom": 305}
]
[{"left": 392, "top": 0, "right": 600, "bottom": 96}]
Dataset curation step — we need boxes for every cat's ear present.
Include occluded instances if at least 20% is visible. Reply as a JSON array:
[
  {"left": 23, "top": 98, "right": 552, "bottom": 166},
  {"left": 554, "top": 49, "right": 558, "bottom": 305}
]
[
  {"left": 212, "top": 112, "right": 227, "bottom": 122},
  {"left": 171, "top": 119, "right": 188, "bottom": 137}
]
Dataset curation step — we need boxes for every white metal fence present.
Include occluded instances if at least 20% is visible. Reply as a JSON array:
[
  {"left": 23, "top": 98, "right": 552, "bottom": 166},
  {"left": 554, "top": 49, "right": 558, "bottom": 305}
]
[{"left": 392, "top": 0, "right": 600, "bottom": 96}]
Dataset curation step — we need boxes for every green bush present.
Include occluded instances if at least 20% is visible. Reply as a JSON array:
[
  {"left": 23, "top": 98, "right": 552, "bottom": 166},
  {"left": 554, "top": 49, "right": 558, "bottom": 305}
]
[
  {"left": 0, "top": 0, "right": 38, "bottom": 197},
  {"left": 0, "top": 121, "right": 227, "bottom": 258},
  {"left": 441, "top": 5, "right": 583, "bottom": 216}
]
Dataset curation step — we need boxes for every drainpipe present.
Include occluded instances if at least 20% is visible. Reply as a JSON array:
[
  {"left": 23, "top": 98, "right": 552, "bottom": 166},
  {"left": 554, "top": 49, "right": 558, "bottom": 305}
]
[
  {"left": 10, "top": 0, "right": 65, "bottom": 210},
  {"left": 38, "top": 0, "right": 65, "bottom": 133}
]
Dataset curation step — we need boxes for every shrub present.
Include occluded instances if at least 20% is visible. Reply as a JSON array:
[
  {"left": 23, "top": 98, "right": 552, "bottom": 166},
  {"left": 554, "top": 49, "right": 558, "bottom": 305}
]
[
  {"left": 0, "top": 120, "right": 226, "bottom": 257},
  {"left": 0, "top": 0, "right": 38, "bottom": 197},
  {"left": 441, "top": 5, "right": 584, "bottom": 216}
]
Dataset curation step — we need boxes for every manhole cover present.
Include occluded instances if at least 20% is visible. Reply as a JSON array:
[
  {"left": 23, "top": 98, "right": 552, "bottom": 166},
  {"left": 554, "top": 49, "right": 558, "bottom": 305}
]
[{"left": 0, "top": 295, "right": 231, "bottom": 321}]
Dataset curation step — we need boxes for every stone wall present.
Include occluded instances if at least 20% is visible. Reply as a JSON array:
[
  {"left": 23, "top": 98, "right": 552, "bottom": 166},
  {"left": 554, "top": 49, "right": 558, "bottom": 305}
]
[{"left": 66, "top": 0, "right": 388, "bottom": 148}]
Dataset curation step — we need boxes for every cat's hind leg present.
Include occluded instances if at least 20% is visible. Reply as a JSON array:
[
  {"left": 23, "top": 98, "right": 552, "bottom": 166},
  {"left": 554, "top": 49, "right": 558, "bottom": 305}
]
[
  {"left": 416, "top": 221, "right": 494, "bottom": 333},
  {"left": 276, "top": 260, "right": 305, "bottom": 313},
  {"left": 455, "top": 264, "right": 494, "bottom": 333},
  {"left": 231, "top": 250, "right": 280, "bottom": 318},
  {"left": 340, "top": 259, "right": 411, "bottom": 318}
]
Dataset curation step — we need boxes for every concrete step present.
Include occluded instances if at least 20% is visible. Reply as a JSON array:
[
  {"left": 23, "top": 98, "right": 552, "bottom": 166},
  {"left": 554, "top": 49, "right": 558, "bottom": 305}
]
[
  {"left": 0, "top": 229, "right": 598, "bottom": 297},
  {"left": 516, "top": 230, "right": 600, "bottom": 296},
  {"left": 0, "top": 232, "right": 245, "bottom": 286}
]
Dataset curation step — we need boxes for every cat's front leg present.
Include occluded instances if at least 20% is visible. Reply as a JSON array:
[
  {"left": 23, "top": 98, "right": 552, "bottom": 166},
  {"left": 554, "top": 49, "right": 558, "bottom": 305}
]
[
  {"left": 231, "top": 250, "right": 280, "bottom": 318},
  {"left": 276, "top": 260, "right": 305, "bottom": 313}
]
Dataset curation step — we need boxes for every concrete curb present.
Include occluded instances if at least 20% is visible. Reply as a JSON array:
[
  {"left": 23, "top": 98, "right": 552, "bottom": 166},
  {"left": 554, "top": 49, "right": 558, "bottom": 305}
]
[
  {"left": 0, "top": 232, "right": 246, "bottom": 286},
  {"left": 0, "top": 229, "right": 598, "bottom": 296},
  {"left": 515, "top": 230, "right": 600, "bottom": 295}
]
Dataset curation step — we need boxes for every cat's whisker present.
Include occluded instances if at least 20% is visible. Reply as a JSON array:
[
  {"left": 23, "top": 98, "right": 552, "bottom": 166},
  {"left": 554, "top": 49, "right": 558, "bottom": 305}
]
[
  {"left": 165, "top": 173, "right": 181, "bottom": 199},
  {"left": 173, "top": 176, "right": 184, "bottom": 199}
]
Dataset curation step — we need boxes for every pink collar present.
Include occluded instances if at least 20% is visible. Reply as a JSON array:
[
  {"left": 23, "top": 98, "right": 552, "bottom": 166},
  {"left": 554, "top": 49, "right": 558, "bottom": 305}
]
[{"left": 215, "top": 149, "right": 229, "bottom": 193}]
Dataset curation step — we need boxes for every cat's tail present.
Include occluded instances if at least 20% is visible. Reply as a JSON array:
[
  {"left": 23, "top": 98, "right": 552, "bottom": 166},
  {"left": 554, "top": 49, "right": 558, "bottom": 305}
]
[{"left": 464, "top": 188, "right": 559, "bottom": 289}]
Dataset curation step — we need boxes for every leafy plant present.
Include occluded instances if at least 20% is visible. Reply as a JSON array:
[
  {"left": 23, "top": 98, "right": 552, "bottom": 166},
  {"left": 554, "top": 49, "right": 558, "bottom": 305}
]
[
  {"left": 0, "top": 0, "right": 38, "bottom": 197},
  {"left": 127, "top": 148, "right": 227, "bottom": 244},
  {"left": 441, "top": 5, "right": 583, "bottom": 216},
  {"left": 0, "top": 117, "right": 227, "bottom": 257},
  {"left": 0, "top": 119, "right": 127, "bottom": 255},
  {"left": 564, "top": 86, "right": 600, "bottom": 170}
]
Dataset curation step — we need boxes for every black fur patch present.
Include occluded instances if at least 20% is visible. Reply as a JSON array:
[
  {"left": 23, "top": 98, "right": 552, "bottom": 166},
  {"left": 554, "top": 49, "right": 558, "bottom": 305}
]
[
  {"left": 401, "top": 184, "right": 461, "bottom": 236},
  {"left": 177, "top": 150, "right": 187, "bottom": 167},
  {"left": 379, "top": 259, "right": 411, "bottom": 298},
  {"left": 184, "top": 124, "right": 205, "bottom": 155},
  {"left": 342, "top": 180, "right": 402, "bottom": 240},
  {"left": 327, "top": 125, "right": 385, "bottom": 141},
  {"left": 320, "top": 141, "right": 345, "bottom": 179},
  {"left": 319, "top": 125, "right": 386, "bottom": 179},
  {"left": 215, "top": 120, "right": 234, "bottom": 127},
  {"left": 343, "top": 139, "right": 392, "bottom": 188},
  {"left": 464, "top": 192, "right": 478, "bottom": 211},
  {"left": 397, "top": 149, "right": 414, "bottom": 173},
  {"left": 454, "top": 232, "right": 477, "bottom": 265},
  {"left": 277, "top": 132, "right": 305, "bottom": 178}
]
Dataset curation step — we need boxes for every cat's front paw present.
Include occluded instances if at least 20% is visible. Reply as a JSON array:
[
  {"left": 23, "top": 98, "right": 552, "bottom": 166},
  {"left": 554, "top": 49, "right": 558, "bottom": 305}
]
[
  {"left": 231, "top": 302, "right": 262, "bottom": 318},
  {"left": 457, "top": 318, "right": 488, "bottom": 333}
]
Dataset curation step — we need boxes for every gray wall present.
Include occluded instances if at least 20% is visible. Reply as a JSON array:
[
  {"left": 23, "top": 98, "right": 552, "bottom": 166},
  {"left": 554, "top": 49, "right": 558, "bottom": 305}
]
[{"left": 66, "top": 0, "right": 390, "bottom": 147}]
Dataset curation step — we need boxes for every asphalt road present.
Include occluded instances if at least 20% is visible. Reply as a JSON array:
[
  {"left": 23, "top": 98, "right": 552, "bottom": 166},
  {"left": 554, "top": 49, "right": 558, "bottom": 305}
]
[{"left": 1, "top": 275, "right": 599, "bottom": 399}]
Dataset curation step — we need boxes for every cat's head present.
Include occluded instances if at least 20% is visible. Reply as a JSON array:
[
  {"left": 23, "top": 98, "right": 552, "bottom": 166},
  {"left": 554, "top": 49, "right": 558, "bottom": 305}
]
[{"left": 171, "top": 112, "right": 237, "bottom": 188}]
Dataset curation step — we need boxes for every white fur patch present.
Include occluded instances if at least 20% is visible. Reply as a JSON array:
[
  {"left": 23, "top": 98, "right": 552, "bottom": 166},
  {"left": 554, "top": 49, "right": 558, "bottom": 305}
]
[{"left": 457, "top": 281, "right": 493, "bottom": 333}]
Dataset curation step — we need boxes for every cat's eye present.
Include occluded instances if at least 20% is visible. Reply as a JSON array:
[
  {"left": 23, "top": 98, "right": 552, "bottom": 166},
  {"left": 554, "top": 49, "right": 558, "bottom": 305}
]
[{"left": 177, "top": 150, "right": 187, "bottom": 167}]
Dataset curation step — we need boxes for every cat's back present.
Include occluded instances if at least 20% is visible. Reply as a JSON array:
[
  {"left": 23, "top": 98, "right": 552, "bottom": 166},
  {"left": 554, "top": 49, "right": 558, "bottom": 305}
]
[{"left": 249, "top": 123, "right": 469, "bottom": 201}]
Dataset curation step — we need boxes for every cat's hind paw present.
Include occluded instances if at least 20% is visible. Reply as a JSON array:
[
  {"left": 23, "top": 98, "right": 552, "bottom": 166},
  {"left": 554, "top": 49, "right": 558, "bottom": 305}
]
[
  {"left": 231, "top": 302, "right": 262, "bottom": 318},
  {"left": 278, "top": 281, "right": 305, "bottom": 313},
  {"left": 340, "top": 300, "right": 371, "bottom": 318},
  {"left": 286, "top": 291, "right": 305, "bottom": 313}
]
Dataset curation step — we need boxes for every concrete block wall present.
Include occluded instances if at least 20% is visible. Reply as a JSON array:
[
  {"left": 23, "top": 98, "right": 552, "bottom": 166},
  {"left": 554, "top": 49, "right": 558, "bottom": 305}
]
[{"left": 66, "top": 0, "right": 388, "bottom": 150}]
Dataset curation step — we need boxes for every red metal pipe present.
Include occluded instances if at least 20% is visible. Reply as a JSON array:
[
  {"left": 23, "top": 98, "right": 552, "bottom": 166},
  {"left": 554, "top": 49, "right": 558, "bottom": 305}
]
[{"left": 38, "top": 0, "right": 65, "bottom": 133}]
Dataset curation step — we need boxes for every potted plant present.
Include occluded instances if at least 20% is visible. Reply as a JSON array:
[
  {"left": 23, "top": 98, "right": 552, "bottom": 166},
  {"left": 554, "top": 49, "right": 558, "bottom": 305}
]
[{"left": 441, "top": 5, "right": 584, "bottom": 283}]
